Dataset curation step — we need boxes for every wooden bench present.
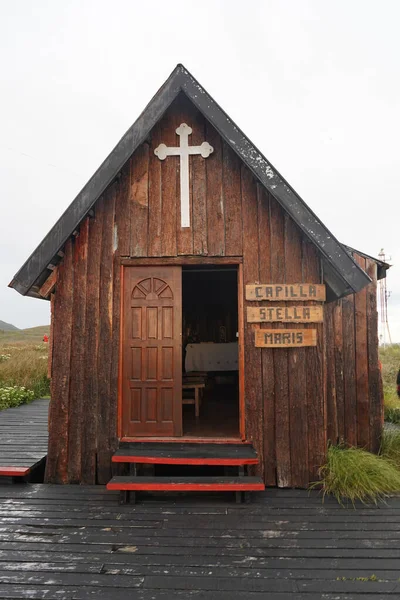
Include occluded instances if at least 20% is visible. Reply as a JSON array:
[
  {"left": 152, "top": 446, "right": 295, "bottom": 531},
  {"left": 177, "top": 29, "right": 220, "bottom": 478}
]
[{"left": 182, "top": 381, "right": 205, "bottom": 418}]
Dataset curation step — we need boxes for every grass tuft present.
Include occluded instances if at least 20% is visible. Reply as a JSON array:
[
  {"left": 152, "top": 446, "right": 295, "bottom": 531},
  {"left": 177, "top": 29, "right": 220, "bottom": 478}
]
[
  {"left": 380, "top": 429, "right": 400, "bottom": 471},
  {"left": 311, "top": 444, "right": 400, "bottom": 505}
]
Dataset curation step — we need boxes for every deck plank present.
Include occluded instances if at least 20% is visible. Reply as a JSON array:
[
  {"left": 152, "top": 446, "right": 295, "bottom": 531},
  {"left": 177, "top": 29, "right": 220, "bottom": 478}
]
[
  {"left": 0, "top": 399, "right": 49, "bottom": 477},
  {"left": 0, "top": 485, "right": 400, "bottom": 598}
]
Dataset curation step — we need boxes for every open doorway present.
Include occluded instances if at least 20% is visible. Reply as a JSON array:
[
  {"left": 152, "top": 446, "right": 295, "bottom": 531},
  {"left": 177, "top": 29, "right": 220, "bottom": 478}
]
[{"left": 182, "top": 265, "right": 240, "bottom": 438}]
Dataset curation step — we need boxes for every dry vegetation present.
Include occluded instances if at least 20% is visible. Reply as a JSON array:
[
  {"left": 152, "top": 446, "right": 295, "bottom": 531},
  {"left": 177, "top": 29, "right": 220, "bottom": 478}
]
[{"left": 0, "top": 326, "right": 50, "bottom": 407}]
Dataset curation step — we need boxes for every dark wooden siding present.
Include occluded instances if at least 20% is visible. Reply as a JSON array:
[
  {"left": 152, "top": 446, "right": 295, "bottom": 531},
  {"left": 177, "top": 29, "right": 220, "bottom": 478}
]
[
  {"left": 324, "top": 253, "right": 384, "bottom": 452},
  {"left": 45, "top": 95, "right": 382, "bottom": 486}
]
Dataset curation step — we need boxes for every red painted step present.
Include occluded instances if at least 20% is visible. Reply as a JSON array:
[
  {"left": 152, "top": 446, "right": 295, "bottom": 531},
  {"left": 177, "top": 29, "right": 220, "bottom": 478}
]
[
  {"left": 0, "top": 467, "right": 30, "bottom": 477},
  {"left": 107, "top": 476, "right": 265, "bottom": 492},
  {"left": 112, "top": 442, "right": 259, "bottom": 467}
]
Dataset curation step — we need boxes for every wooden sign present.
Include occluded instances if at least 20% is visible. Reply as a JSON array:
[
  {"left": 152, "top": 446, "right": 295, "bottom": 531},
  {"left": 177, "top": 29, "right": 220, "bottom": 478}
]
[
  {"left": 255, "top": 329, "right": 317, "bottom": 348},
  {"left": 247, "top": 305, "right": 323, "bottom": 323},
  {"left": 246, "top": 284, "right": 326, "bottom": 302}
]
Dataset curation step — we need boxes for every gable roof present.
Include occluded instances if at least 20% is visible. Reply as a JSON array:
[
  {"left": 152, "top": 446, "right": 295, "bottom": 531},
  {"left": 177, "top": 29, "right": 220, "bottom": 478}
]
[{"left": 9, "top": 64, "right": 371, "bottom": 299}]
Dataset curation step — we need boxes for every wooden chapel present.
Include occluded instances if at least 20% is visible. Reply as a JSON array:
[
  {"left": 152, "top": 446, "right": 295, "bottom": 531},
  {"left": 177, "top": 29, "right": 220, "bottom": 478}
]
[{"left": 10, "top": 65, "right": 387, "bottom": 494}]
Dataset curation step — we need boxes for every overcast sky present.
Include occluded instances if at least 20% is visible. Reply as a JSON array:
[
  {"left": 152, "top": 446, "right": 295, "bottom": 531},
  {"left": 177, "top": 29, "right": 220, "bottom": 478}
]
[{"left": 1, "top": 0, "right": 399, "bottom": 341}]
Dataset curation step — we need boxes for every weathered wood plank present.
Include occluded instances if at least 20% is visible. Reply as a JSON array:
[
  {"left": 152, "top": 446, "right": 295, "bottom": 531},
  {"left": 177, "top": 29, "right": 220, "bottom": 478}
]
[
  {"left": 342, "top": 293, "right": 357, "bottom": 447},
  {"left": 4, "top": 545, "right": 400, "bottom": 561},
  {"left": 141, "top": 575, "right": 295, "bottom": 592},
  {"left": 257, "top": 189, "right": 275, "bottom": 486},
  {"left": 302, "top": 241, "right": 326, "bottom": 482},
  {"left": 97, "top": 186, "right": 116, "bottom": 484},
  {"left": 223, "top": 143, "right": 242, "bottom": 256},
  {"left": 121, "top": 256, "right": 241, "bottom": 266},
  {"left": 241, "top": 166, "right": 263, "bottom": 477},
  {"left": 110, "top": 235, "right": 121, "bottom": 465},
  {"left": 366, "top": 259, "right": 383, "bottom": 453},
  {"left": 354, "top": 253, "right": 370, "bottom": 449},
  {"left": 47, "top": 292, "right": 55, "bottom": 380},
  {"left": 0, "top": 571, "right": 144, "bottom": 588},
  {"left": 325, "top": 302, "right": 338, "bottom": 445},
  {"left": 333, "top": 300, "right": 345, "bottom": 443},
  {"left": 38, "top": 267, "right": 58, "bottom": 298},
  {"left": 270, "top": 198, "right": 290, "bottom": 487},
  {"left": 130, "top": 143, "right": 149, "bottom": 257},
  {"left": 160, "top": 110, "right": 177, "bottom": 256},
  {"left": 114, "top": 159, "right": 131, "bottom": 257},
  {"left": 67, "top": 218, "right": 89, "bottom": 483},
  {"left": 285, "top": 216, "right": 308, "bottom": 488},
  {"left": 148, "top": 124, "right": 162, "bottom": 257},
  {"left": 192, "top": 109, "right": 208, "bottom": 255},
  {"left": 81, "top": 202, "right": 103, "bottom": 484},
  {"left": 206, "top": 121, "right": 224, "bottom": 256},
  {"left": 45, "top": 239, "right": 74, "bottom": 483}
]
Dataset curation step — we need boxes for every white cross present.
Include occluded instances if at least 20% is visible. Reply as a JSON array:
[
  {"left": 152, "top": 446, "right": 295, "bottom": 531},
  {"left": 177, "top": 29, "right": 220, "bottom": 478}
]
[{"left": 154, "top": 123, "right": 213, "bottom": 228}]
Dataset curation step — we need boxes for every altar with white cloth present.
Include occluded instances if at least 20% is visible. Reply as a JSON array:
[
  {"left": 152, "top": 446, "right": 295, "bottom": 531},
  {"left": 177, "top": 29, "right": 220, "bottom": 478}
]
[{"left": 185, "top": 342, "right": 239, "bottom": 373}]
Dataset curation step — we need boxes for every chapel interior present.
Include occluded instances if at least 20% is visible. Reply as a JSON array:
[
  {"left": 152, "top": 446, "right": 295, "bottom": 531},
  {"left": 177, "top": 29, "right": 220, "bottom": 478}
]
[{"left": 181, "top": 266, "right": 239, "bottom": 438}]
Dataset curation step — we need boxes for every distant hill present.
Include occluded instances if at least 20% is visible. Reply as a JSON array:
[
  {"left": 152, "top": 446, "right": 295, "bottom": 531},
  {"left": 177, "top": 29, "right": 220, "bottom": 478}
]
[
  {"left": 0, "top": 324, "right": 49, "bottom": 344},
  {"left": 0, "top": 320, "right": 19, "bottom": 332},
  {"left": 21, "top": 326, "right": 50, "bottom": 336}
]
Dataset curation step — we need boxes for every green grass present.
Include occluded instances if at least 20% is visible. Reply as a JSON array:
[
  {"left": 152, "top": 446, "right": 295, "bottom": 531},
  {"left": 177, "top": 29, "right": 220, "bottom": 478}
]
[
  {"left": 380, "top": 344, "right": 400, "bottom": 387},
  {"left": 311, "top": 443, "right": 400, "bottom": 505},
  {"left": 0, "top": 336, "right": 50, "bottom": 405},
  {"left": 380, "top": 344, "right": 400, "bottom": 424}
]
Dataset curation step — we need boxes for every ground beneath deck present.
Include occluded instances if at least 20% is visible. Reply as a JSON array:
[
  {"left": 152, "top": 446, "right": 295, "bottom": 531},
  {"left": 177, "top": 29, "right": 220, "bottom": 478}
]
[
  {"left": 0, "top": 399, "right": 49, "bottom": 477},
  {"left": 0, "top": 485, "right": 399, "bottom": 599}
]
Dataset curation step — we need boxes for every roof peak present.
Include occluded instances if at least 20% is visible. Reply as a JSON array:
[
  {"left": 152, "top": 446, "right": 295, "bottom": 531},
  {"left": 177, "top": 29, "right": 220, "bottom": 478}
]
[{"left": 10, "top": 64, "right": 370, "bottom": 299}]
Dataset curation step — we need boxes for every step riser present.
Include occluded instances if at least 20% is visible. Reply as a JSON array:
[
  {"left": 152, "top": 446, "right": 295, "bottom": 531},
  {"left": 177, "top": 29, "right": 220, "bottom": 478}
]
[
  {"left": 112, "top": 457, "right": 258, "bottom": 466},
  {"left": 107, "top": 483, "right": 265, "bottom": 492}
]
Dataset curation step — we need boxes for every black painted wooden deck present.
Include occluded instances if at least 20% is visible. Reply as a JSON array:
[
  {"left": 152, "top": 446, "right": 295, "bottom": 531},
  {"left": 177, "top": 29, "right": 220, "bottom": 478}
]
[
  {"left": 0, "top": 399, "right": 49, "bottom": 477},
  {"left": 0, "top": 484, "right": 399, "bottom": 599}
]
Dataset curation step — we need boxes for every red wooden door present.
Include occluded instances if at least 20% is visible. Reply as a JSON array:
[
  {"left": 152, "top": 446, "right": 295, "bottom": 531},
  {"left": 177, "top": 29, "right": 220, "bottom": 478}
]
[{"left": 122, "top": 266, "right": 182, "bottom": 437}]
